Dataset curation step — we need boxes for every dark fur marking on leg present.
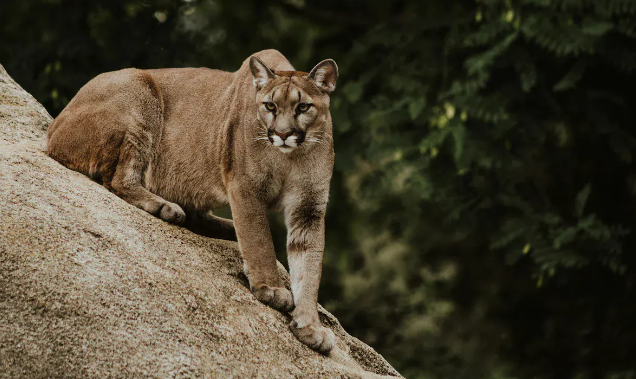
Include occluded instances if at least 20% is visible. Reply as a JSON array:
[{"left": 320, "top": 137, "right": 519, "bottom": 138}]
[
  {"left": 291, "top": 201, "right": 324, "bottom": 231},
  {"left": 287, "top": 239, "right": 309, "bottom": 253}
]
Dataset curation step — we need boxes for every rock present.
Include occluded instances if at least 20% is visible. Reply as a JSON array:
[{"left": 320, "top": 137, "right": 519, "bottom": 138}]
[{"left": 0, "top": 64, "right": 403, "bottom": 379}]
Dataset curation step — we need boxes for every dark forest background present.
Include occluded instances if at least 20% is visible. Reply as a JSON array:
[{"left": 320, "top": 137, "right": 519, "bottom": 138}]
[{"left": 2, "top": 1, "right": 636, "bottom": 378}]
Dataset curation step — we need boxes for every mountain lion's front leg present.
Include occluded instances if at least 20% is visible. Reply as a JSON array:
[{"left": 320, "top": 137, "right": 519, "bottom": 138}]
[
  {"left": 228, "top": 184, "right": 294, "bottom": 312},
  {"left": 285, "top": 195, "right": 335, "bottom": 355}
]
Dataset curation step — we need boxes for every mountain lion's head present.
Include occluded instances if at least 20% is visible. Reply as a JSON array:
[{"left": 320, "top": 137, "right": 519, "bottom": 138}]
[{"left": 249, "top": 56, "right": 338, "bottom": 154}]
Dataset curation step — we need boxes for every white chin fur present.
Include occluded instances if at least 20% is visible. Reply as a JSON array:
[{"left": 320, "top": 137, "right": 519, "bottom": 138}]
[{"left": 278, "top": 146, "right": 295, "bottom": 154}]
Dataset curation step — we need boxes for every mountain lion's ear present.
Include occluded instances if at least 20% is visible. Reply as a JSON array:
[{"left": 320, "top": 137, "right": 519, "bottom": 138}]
[
  {"left": 249, "top": 56, "right": 275, "bottom": 90},
  {"left": 308, "top": 59, "right": 338, "bottom": 94}
]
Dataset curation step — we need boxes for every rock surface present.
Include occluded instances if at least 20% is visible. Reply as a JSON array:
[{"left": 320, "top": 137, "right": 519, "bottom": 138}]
[{"left": 0, "top": 64, "right": 403, "bottom": 379}]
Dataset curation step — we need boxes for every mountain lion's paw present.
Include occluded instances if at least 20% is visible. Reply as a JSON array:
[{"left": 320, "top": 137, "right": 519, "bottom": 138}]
[
  {"left": 290, "top": 320, "right": 335, "bottom": 355},
  {"left": 159, "top": 202, "right": 186, "bottom": 225},
  {"left": 252, "top": 285, "right": 295, "bottom": 312}
]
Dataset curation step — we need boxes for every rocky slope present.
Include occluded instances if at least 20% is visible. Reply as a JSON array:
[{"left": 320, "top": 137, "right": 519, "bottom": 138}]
[{"left": 0, "top": 64, "right": 403, "bottom": 379}]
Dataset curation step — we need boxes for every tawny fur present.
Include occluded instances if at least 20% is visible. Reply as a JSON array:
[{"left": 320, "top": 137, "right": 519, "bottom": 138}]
[{"left": 46, "top": 49, "right": 339, "bottom": 354}]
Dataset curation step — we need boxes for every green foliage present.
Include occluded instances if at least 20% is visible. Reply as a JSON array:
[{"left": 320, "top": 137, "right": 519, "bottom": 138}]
[{"left": 2, "top": 0, "right": 636, "bottom": 378}]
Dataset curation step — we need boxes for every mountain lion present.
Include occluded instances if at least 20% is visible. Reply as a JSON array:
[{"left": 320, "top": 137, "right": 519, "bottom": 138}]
[{"left": 46, "top": 49, "right": 339, "bottom": 354}]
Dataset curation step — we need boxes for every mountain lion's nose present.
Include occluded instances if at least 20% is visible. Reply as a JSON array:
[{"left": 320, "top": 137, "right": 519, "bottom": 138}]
[{"left": 275, "top": 130, "right": 292, "bottom": 140}]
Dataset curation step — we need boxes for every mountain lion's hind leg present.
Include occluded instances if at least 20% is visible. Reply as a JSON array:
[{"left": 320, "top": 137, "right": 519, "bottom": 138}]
[
  {"left": 110, "top": 131, "right": 185, "bottom": 224},
  {"left": 183, "top": 210, "right": 237, "bottom": 241},
  {"left": 109, "top": 73, "right": 185, "bottom": 225}
]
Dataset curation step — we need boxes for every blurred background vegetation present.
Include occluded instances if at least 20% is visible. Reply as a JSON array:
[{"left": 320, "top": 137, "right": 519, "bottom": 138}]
[{"left": 2, "top": 0, "right": 636, "bottom": 378}]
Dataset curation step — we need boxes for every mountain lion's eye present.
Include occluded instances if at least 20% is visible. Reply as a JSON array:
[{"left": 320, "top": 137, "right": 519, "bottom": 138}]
[
  {"left": 264, "top": 102, "right": 276, "bottom": 111},
  {"left": 298, "top": 103, "right": 311, "bottom": 112}
]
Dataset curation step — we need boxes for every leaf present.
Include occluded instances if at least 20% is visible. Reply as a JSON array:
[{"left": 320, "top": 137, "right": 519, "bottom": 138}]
[
  {"left": 450, "top": 122, "right": 466, "bottom": 165},
  {"left": 553, "top": 60, "right": 587, "bottom": 92},
  {"left": 582, "top": 19, "right": 613, "bottom": 36},
  {"left": 575, "top": 183, "right": 591, "bottom": 218},
  {"left": 553, "top": 227, "right": 578, "bottom": 249},
  {"left": 408, "top": 97, "right": 426, "bottom": 120},
  {"left": 464, "top": 33, "right": 518, "bottom": 75},
  {"left": 543, "top": 212, "right": 562, "bottom": 226},
  {"left": 523, "top": 243, "right": 531, "bottom": 254},
  {"left": 520, "top": 67, "right": 536, "bottom": 92}
]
